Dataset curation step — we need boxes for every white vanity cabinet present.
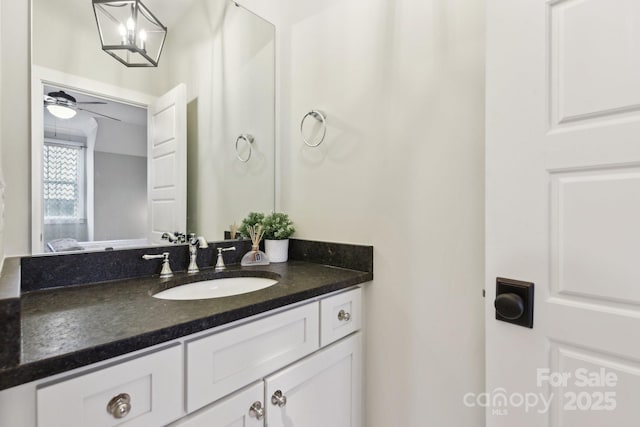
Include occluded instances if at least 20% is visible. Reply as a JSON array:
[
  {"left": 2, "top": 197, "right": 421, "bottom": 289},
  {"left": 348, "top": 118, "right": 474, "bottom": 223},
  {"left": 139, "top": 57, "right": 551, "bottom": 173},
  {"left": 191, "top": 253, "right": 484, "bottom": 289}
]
[
  {"left": 172, "top": 334, "right": 361, "bottom": 427},
  {"left": 0, "top": 287, "right": 363, "bottom": 427}
]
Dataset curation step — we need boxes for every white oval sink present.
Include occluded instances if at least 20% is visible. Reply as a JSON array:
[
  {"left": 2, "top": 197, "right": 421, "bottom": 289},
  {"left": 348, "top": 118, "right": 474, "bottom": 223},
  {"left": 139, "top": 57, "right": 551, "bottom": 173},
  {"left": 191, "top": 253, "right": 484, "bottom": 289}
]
[{"left": 153, "top": 277, "right": 279, "bottom": 300}]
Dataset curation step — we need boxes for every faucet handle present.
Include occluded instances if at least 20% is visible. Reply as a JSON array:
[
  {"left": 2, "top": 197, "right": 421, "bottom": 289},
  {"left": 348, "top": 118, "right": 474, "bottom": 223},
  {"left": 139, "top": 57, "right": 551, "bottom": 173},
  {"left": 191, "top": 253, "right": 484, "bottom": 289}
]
[
  {"left": 142, "top": 252, "right": 173, "bottom": 278},
  {"left": 215, "top": 246, "right": 236, "bottom": 270},
  {"left": 162, "top": 232, "right": 186, "bottom": 244}
]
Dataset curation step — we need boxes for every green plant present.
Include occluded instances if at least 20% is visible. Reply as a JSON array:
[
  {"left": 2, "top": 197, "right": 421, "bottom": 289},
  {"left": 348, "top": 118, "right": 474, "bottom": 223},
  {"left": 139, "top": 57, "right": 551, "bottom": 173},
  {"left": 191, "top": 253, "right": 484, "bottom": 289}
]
[
  {"left": 238, "top": 212, "right": 265, "bottom": 239},
  {"left": 262, "top": 212, "right": 295, "bottom": 240}
]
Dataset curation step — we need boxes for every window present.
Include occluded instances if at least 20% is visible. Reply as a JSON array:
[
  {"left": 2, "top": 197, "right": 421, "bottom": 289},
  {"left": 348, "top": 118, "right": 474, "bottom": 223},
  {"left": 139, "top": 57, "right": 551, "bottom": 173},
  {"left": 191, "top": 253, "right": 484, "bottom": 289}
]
[{"left": 43, "top": 140, "right": 86, "bottom": 223}]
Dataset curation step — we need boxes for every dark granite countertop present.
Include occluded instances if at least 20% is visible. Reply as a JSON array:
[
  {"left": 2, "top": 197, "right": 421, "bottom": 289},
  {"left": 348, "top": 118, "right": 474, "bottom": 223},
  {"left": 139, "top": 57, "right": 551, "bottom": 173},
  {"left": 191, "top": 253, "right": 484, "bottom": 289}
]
[{"left": 0, "top": 259, "right": 372, "bottom": 391}]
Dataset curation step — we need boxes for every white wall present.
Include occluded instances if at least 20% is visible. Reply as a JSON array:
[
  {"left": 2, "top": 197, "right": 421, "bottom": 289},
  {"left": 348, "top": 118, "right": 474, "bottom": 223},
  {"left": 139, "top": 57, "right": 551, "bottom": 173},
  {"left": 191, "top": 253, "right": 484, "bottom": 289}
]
[
  {"left": 0, "top": 1, "right": 4, "bottom": 267},
  {"left": 1, "top": 0, "right": 29, "bottom": 256},
  {"left": 93, "top": 152, "right": 146, "bottom": 241},
  {"left": 32, "top": 0, "right": 160, "bottom": 97},
  {"left": 94, "top": 119, "right": 147, "bottom": 158},
  {"left": 268, "top": 0, "right": 485, "bottom": 425},
  {"left": 160, "top": 0, "right": 275, "bottom": 238}
]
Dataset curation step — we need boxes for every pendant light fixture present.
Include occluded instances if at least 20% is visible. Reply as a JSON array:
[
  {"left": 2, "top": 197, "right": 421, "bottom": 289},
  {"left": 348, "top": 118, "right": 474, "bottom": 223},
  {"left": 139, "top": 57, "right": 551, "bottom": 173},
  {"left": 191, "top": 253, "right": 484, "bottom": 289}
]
[{"left": 92, "top": 0, "right": 167, "bottom": 67}]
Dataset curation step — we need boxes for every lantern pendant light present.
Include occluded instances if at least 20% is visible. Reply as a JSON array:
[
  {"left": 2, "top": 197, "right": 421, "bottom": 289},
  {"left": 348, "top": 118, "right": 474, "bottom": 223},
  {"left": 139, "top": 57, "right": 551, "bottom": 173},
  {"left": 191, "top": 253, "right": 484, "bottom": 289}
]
[{"left": 92, "top": 0, "right": 167, "bottom": 67}]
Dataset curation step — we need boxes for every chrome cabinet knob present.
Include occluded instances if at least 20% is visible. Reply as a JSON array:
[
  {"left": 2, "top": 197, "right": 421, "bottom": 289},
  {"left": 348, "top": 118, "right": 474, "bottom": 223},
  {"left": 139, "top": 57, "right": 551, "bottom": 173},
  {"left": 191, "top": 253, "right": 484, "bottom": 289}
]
[
  {"left": 338, "top": 309, "right": 351, "bottom": 322},
  {"left": 107, "top": 393, "right": 131, "bottom": 419},
  {"left": 249, "top": 401, "right": 264, "bottom": 420},
  {"left": 271, "top": 390, "right": 287, "bottom": 407}
]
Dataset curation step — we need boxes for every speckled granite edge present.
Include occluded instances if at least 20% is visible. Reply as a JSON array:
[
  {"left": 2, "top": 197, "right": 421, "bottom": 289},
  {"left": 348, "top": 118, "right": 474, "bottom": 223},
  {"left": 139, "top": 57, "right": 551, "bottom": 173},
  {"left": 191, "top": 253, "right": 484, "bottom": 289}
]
[
  {"left": 0, "top": 258, "right": 20, "bottom": 368},
  {"left": 289, "top": 239, "right": 374, "bottom": 274},
  {"left": 0, "top": 270, "right": 368, "bottom": 390}
]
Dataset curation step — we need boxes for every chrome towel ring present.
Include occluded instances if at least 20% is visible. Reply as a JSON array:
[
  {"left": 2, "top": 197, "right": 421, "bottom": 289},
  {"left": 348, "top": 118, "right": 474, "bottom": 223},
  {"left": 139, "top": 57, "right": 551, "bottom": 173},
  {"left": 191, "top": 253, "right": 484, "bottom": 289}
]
[
  {"left": 300, "top": 110, "right": 327, "bottom": 147},
  {"left": 235, "top": 134, "right": 254, "bottom": 162}
]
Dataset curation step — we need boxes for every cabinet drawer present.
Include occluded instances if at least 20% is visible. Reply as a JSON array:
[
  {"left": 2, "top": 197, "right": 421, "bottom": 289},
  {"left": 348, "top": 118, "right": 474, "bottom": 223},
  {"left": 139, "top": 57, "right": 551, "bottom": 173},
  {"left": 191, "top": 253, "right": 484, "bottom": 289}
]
[
  {"left": 320, "top": 287, "right": 362, "bottom": 346},
  {"left": 37, "top": 345, "right": 183, "bottom": 427},
  {"left": 186, "top": 302, "right": 319, "bottom": 412}
]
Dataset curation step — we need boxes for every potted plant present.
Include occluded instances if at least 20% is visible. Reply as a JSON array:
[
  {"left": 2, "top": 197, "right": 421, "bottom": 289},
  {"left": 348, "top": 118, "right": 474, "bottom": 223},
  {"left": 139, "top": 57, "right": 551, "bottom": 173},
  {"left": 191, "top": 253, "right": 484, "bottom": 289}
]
[
  {"left": 238, "top": 212, "right": 265, "bottom": 239},
  {"left": 262, "top": 212, "right": 295, "bottom": 263}
]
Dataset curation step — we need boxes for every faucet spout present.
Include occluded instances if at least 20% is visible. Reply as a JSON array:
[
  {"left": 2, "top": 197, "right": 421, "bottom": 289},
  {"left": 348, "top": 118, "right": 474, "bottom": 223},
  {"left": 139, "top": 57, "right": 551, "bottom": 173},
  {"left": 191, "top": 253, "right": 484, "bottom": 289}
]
[{"left": 187, "top": 234, "right": 209, "bottom": 273}]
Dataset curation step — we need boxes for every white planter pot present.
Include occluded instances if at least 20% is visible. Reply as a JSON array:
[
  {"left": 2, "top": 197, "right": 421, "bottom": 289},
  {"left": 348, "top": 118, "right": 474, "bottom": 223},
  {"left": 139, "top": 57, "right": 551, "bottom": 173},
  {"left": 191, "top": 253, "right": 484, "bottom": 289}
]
[{"left": 265, "top": 239, "right": 289, "bottom": 263}]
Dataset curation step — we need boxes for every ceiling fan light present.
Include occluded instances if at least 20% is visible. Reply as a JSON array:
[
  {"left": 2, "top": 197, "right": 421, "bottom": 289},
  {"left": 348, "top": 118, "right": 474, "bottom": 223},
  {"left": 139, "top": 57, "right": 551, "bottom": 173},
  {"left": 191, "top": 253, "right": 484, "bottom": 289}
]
[{"left": 46, "top": 105, "right": 77, "bottom": 119}]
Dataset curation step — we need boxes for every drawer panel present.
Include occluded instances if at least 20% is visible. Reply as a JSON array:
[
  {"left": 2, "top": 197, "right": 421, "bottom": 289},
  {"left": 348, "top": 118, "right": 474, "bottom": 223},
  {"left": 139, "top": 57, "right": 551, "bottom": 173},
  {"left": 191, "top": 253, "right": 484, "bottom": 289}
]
[
  {"left": 320, "top": 287, "right": 362, "bottom": 347},
  {"left": 186, "top": 302, "right": 319, "bottom": 412},
  {"left": 37, "top": 345, "right": 183, "bottom": 427}
]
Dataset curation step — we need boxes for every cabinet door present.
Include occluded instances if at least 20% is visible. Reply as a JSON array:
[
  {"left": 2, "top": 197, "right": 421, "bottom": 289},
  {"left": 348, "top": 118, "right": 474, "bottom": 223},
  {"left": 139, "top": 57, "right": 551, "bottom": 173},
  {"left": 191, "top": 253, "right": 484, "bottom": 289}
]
[
  {"left": 265, "top": 333, "right": 361, "bottom": 427},
  {"left": 168, "top": 382, "right": 263, "bottom": 427}
]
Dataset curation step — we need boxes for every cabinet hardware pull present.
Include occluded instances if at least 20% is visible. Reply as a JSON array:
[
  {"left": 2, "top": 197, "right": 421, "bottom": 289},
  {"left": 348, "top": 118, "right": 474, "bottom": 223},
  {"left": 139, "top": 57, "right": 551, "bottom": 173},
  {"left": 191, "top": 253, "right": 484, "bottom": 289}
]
[
  {"left": 271, "top": 390, "right": 287, "bottom": 407},
  {"left": 338, "top": 309, "right": 351, "bottom": 321},
  {"left": 107, "top": 393, "right": 131, "bottom": 419},
  {"left": 249, "top": 401, "right": 264, "bottom": 420}
]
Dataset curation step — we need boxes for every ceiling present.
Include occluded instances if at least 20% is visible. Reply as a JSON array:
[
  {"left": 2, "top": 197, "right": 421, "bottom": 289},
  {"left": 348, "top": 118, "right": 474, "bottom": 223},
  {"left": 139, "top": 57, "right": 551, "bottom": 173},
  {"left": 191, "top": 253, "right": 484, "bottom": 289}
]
[
  {"left": 43, "top": 85, "right": 147, "bottom": 130},
  {"left": 144, "top": 0, "right": 200, "bottom": 27}
]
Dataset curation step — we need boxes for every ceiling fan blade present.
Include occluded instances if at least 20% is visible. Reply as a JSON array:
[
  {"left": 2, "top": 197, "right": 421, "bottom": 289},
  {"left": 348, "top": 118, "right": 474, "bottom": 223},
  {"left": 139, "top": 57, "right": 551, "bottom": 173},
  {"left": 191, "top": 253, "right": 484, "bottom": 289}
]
[
  {"left": 77, "top": 107, "right": 121, "bottom": 121},
  {"left": 76, "top": 101, "right": 108, "bottom": 105}
]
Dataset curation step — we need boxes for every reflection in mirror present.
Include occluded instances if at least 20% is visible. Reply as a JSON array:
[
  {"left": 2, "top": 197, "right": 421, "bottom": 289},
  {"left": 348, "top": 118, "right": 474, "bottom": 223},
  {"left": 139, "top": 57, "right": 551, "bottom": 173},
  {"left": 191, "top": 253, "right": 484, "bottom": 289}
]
[
  {"left": 41, "top": 85, "right": 148, "bottom": 252},
  {"left": 31, "top": 0, "right": 276, "bottom": 254}
]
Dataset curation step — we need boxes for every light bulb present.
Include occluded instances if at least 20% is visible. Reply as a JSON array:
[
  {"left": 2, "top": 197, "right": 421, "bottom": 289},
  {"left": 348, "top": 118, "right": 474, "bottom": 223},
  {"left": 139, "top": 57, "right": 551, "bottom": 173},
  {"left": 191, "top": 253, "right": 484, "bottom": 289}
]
[
  {"left": 126, "top": 17, "right": 135, "bottom": 31},
  {"left": 139, "top": 29, "right": 147, "bottom": 51},
  {"left": 118, "top": 24, "right": 126, "bottom": 44}
]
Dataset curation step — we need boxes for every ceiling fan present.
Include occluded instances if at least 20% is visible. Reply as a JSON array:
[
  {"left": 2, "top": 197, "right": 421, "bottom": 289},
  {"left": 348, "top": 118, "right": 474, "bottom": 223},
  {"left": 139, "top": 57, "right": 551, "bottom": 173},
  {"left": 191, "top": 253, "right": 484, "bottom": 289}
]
[{"left": 43, "top": 90, "right": 121, "bottom": 121}]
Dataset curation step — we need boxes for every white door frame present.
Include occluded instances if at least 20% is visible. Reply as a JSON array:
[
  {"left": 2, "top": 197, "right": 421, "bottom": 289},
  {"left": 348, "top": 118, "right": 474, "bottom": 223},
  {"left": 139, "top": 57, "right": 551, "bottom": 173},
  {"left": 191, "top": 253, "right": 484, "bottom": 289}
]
[{"left": 30, "top": 66, "right": 156, "bottom": 253}]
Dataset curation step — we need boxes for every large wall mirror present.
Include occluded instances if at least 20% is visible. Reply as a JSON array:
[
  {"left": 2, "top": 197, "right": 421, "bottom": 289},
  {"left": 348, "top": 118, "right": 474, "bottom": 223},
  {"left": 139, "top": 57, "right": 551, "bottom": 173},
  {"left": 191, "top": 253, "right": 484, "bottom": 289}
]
[{"left": 30, "top": 0, "right": 275, "bottom": 254}]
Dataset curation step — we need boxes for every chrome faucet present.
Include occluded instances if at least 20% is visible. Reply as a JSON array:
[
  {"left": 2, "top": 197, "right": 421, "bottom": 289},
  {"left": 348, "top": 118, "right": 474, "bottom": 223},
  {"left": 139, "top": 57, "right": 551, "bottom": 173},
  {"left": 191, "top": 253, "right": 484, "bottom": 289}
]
[
  {"left": 162, "top": 232, "right": 186, "bottom": 244},
  {"left": 215, "top": 246, "right": 236, "bottom": 270},
  {"left": 142, "top": 252, "right": 173, "bottom": 278},
  {"left": 187, "top": 233, "right": 209, "bottom": 273}
]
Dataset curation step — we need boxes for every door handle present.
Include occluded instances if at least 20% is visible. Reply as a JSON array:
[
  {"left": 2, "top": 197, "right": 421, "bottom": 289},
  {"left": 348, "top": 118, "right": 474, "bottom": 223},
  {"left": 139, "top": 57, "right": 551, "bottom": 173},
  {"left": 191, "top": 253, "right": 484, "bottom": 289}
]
[
  {"left": 494, "top": 277, "right": 534, "bottom": 328},
  {"left": 494, "top": 293, "right": 524, "bottom": 320}
]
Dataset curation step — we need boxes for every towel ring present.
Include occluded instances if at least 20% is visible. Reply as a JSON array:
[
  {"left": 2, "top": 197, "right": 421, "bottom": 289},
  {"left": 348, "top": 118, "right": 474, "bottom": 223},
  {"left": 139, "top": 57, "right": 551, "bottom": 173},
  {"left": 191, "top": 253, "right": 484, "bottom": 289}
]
[
  {"left": 235, "top": 134, "right": 254, "bottom": 162},
  {"left": 300, "top": 110, "right": 327, "bottom": 147}
]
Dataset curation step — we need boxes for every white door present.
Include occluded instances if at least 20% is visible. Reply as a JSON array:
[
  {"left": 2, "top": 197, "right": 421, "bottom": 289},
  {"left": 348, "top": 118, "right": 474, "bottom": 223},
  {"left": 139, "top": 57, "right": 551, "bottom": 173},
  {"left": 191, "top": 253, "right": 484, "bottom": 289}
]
[
  {"left": 486, "top": 0, "right": 640, "bottom": 426},
  {"left": 168, "top": 382, "right": 263, "bottom": 427},
  {"left": 148, "top": 83, "right": 187, "bottom": 244},
  {"left": 265, "top": 333, "right": 362, "bottom": 427}
]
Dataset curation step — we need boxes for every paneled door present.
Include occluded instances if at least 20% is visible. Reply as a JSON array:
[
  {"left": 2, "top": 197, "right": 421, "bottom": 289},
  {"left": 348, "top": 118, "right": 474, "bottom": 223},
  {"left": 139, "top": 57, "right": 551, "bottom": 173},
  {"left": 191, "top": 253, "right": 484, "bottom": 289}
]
[
  {"left": 486, "top": 0, "right": 640, "bottom": 426},
  {"left": 265, "top": 333, "right": 362, "bottom": 427},
  {"left": 147, "top": 83, "right": 186, "bottom": 244}
]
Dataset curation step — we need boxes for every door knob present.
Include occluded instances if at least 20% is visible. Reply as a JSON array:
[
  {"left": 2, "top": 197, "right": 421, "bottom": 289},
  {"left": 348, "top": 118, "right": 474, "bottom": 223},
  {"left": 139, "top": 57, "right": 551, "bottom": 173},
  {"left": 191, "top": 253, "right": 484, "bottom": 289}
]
[
  {"left": 249, "top": 401, "right": 264, "bottom": 420},
  {"left": 494, "top": 277, "right": 534, "bottom": 328},
  {"left": 271, "top": 390, "right": 287, "bottom": 407},
  {"left": 337, "top": 309, "right": 351, "bottom": 321},
  {"left": 494, "top": 293, "right": 524, "bottom": 320},
  {"left": 106, "top": 393, "right": 131, "bottom": 419}
]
